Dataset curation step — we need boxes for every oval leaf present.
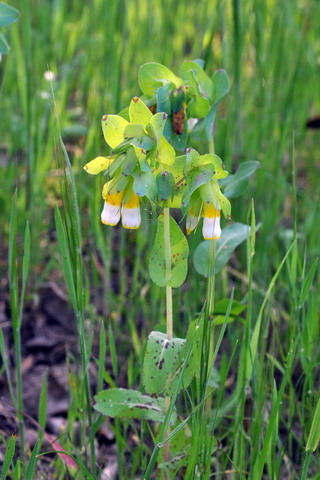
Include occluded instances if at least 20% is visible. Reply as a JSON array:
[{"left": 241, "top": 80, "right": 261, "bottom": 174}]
[
  {"left": 138, "top": 62, "right": 183, "bottom": 96},
  {"left": 101, "top": 115, "right": 129, "bottom": 149},
  {"left": 220, "top": 161, "right": 260, "bottom": 198},
  {"left": 0, "top": 2, "right": 19, "bottom": 28},
  {"left": 94, "top": 388, "right": 177, "bottom": 424},
  {"left": 149, "top": 214, "right": 189, "bottom": 287},
  {"left": 143, "top": 331, "right": 185, "bottom": 396},
  {"left": 193, "top": 223, "right": 251, "bottom": 276},
  {"left": 129, "top": 97, "right": 153, "bottom": 128}
]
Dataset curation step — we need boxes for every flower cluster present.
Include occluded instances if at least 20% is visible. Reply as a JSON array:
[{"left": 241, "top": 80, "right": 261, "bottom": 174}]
[{"left": 84, "top": 61, "right": 231, "bottom": 240}]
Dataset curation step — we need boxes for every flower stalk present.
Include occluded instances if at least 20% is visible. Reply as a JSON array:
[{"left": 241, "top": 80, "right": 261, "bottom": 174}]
[{"left": 163, "top": 207, "right": 172, "bottom": 470}]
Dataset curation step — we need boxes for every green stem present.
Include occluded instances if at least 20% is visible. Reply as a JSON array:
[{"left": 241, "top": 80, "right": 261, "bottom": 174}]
[
  {"left": 300, "top": 451, "right": 312, "bottom": 480},
  {"left": 164, "top": 208, "right": 173, "bottom": 340},
  {"left": 163, "top": 207, "right": 172, "bottom": 471},
  {"left": 205, "top": 238, "right": 216, "bottom": 416},
  {"left": 205, "top": 135, "right": 217, "bottom": 416}
]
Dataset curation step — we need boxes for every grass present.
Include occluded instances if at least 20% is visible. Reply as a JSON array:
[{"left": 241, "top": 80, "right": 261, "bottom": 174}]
[{"left": 1, "top": 0, "right": 320, "bottom": 478}]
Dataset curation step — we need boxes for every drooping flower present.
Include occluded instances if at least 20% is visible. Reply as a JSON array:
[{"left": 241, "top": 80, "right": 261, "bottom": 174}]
[
  {"left": 182, "top": 149, "right": 230, "bottom": 240},
  {"left": 121, "top": 192, "right": 141, "bottom": 229},
  {"left": 101, "top": 181, "right": 141, "bottom": 230},
  {"left": 186, "top": 206, "right": 199, "bottom": 235},
  {"left": 202, "top": 203, "right": 221, "bottom": 240}
]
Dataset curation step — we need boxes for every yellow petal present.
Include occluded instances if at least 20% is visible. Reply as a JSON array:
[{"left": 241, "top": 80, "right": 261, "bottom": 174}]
[
  {"left": 83, "top": 156, "right": 114, "bottom": 175},
  {"left": 102, "top": 182, "right": 124, "bottom": 205},
  {"left": 122, "top": 192, "right": 140, "bottom": 209},
  {"left": 203, "top": 203, "right": 220, "bottom": 219}
]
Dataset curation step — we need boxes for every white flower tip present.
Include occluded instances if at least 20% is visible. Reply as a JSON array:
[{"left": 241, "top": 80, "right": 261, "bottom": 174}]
[
  {"left": 101, "top": 202, "right": 120, "bottom": 226},
  {"left": 122, "top": 207, "right": 141, "bottom": 230},
  {"left": 202, "top": 216, "right": 221, "bottom": 240}
]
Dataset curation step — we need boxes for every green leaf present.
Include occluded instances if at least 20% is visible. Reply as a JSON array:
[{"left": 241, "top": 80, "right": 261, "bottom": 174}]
[
  {"left": 143, "top": 331, "right": 185, "bottom": 396},
  {"left": 299, "top": 258, "right": 318, "bottom": 308},
  {"left": 214, "top": 298, "right": 246, "bottom": 316},
  {"left": 122, "top": 148, "right": 139, "bottom": 176},
  {"left": 0, "top": 2, "right": 19, "bottom": 28},
  {"left": 145, "top": 112, "right": 168, "bottom": 142},
  {"left": 189, "top": 153, "right": 228, "bottom": 180},
  {"left": 167, "top": 155, "right": 187, "bottom": 207},
  {"left": 193, "top": 223, "right": 252, "bottom": 276},
  {"left": 213, "top": 299, "right": 246, "bottom": 325},
  {"left": 191, "top": 69, "right": 230, "bottom": 142},
  {"left": 143, "top": 322, "right": 202, "bottom": 398},
  {"left": 132, "top": 170, "right": 156, "bottom": 201},
  {"left": 156, "top": 171, "right": 174, "bottom": 201},
  {"left": 212, "top": 69, "right": 230, "bottom": 104},
  {"left": 1, "top": 434, "right": 16, "bottom": 480},
  {"left": 306, "top": 396, "right": 320, "bottom": 452},
  {"left": 117, "top": 106, "right": 130, "bottom": 121},
  {"left": 124, "top": 123, "right": 145, "bottom": 138},
  {"left": 83, "top": 155, "right": 116, "bottom": 175},
  {"left": 182, "top": 164, "right": 215, "bottom": 208},
  {"left": 220, "top": 161, "right": 260, "bottom": 198},
  {"left": 180, "top": 61, "right": 213, "bottom": 102},
  {"left": 211, "top": 181, "right": 231, "bottom": 218},
  {"left": 138, "top": 62, "right": 183, "bottom": 96},
  {"left": 149, "top": 215, "right": 189, "bottom": 287},
  {"left": 157, "top": 135, "right": 175, "bottom": 166},
  {"left": 101, "top": 115, "right": 129, "bottom": 148},
  {"left": 129, "top": 96, "right": 153, "bottom": 127},
  {"left": 156, "top": 83, "right": 172, "bottom": 114},
  {"left": 94, "top": 388, "right": 177, "bottom": 424},
  {"left": 0, "top": 32, "right": 9, "bottom": 54},
  {"left": 163, "top": 117, "right": 188, "bottom": 152}
]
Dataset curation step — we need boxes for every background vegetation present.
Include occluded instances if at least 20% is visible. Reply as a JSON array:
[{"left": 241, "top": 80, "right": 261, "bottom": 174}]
[{"left": 1, "top": 0, "right": 320, "bottom": 478}]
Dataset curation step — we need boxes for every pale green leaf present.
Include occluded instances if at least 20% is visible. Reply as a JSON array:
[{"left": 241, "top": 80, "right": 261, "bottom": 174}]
[
  {"left": 157, "top": 135, "right": 175, "bottom": 166},
  {"left": 101, "top": 115, "right": 129, "bottom": 148},
  {"left": 138, "top": 62, "right": 183, "bottom": 96},
  {"left": 143, "top": 331, "right": 185, "bottom": 396},
  {"left": 193, "top": 223, "right": 252, "bottom": 277},
  {"left": 94, "top": 388, "right": 177, "bottom": 424},
  {"left": 149, "top": 215, "right": 189, "bottom": 288},
  {"left": 0, "top": 2, "right": 19, "bottom": 28},
  {"left": 220, "top": 161, "right": 260, "bottom": 198},
  {"left": 145, "top": 112, "right": 168, "bottom": 142},
  {"left": 129, "top": 97, "right": 153, "bottom": 128}
]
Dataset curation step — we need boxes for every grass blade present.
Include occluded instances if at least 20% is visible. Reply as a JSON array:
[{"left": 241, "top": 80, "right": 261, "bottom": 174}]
[{"left": 0, "top": 433, "right": 16, "bottom": 480}]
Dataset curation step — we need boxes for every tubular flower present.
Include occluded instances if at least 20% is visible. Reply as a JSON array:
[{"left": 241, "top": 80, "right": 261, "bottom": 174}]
[
  {"left": 121, "top": 192, "right": 141, "bottom": 230},
  {"left": 202, "top": 203, "right": 221, "bottom": 240},
  {"left": 101, "top": 182, "right": 141, "bottom": 230},
  {"left": 101, "top": 188, "right": 123, "bottom": 226},
  {"left": 186, "top": 207, "right": 200, "bottom": 235}
]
